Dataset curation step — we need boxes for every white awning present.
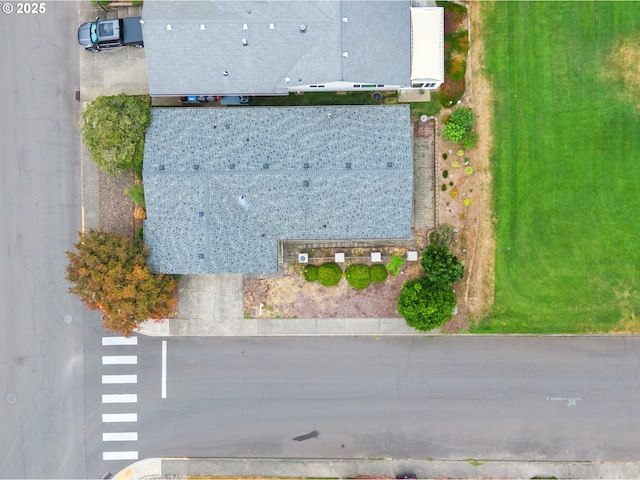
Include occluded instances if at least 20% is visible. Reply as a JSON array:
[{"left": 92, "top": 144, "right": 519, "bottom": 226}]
[{"left": 410, "top": 7, "right": 444, "bottom": 83}]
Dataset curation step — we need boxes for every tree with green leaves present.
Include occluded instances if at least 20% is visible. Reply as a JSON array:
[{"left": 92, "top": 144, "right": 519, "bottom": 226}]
[
  {"left": 81, "top": 94, "right": 151, "bottom": 175},
  {"left": 66, "top": 229, "right": 177, "bottom": 336},
  {"left": 421, "top": 244, "right": 464, "bottom": 285},
  {"left": 397, "top": 277, "right": 456, "bottom": 331}
]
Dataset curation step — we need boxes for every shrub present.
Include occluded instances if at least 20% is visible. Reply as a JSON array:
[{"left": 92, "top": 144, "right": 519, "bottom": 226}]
[
  {"left": 442, "top": 152, "right": 448, "bottom": 160},
  {"left": 303, "top": 264, "right": 319, "bottom": 282},
  {"left": 398, "top": 277, "right": 457, "bottom": 331},
  {"left": 441, "top": 184, "right": 447, "bottom": 191},
  {"left": 386, "top": 254, "right": 406, "bottom": 275},
  {"left": 442, "top": 170, "right": 449, "bottom": 178},
  {"left": 449, "top": 106, "right": 475, "bottom": 130},
  {"left": 135, "top": 225, "right": 144, "bottom": 242},
  {"left": 465, "top": 166, "right": 474, "bottom": 175},
  {"left": 133, "top": 206, "right": 146, "bottom": 220},
  {"left": 81, "top": 94, "right": 151, "bottom": 175},
  {"left": 126, "top": 183, "right": 146, "bottom": 207},
  {"left": 442, "top": 121, "right": 466, "bottom": 142},
  {"left": 459, "top": 130, "right": 479, "bottom": 150},
  {"left": 429, "top": 224, "right": 455, "bottom": 248},
  {"left": 345, "top": 264, "right": 371, "bottom": 290},
  {"left": 370, "top": 264, "right": 388, "bottom": 283},
  {"left": 421, "top": 244, "right": 464, "bottom": 285},
  {"left": 318, "top": 262, "right": 342, "bottom": 286}
]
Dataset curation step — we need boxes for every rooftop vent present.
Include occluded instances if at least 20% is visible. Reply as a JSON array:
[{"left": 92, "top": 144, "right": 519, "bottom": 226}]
[
  {"left": 238, "top": 195, "right": 249, "bottom": 210},
  {"left": 229, "top": 163, "right": 235, "bottom": 169},
  {"left": 298, "top": 253, "right": 309, "bottom": 263},
  {"left": 299, "top": 23, "right": 307, "bottom": 33},
  {"left": 303, "top": 180, "right": 309, "bottom": 187},
  {"left": 242, "top": 38, "right": 248, "bottom": 46},
  {"left": 303, "top": 162, "right": 309, "bottom": 169},
  {"left": 342, "top": 51, "right": 348, "bottom": 58},
  {"left": 200, "top": 24, "right": 205, "bottom": 30},
  {"left": 345, "top": 162, "right": 351, "bottom": 169},
  {"left": 342, "top": 17, "right": 348, "bottom": 23},
  {"left": 158, "top": 164, "right": 165, "bottom": 171},
  {"left": 263, "top": 163, "right": 269, "bottom": 169},
  {"left": 223, "top": 70, "right": 229, "bottom": 76},
  {"left": 387, "top": 161, "right": 393, "bottom": 168},
  {"left": 198, "top": 253, "right": 205, "bottom": 259},
  {"left": 269, "top": 23, "right": 275, "bottom": 29},
  {"left": 193, "top": 164, "right": 199, "bottom": 170},
  {"left": 198, "top": 211, "right": 204, "bottom": 217},
  {"left": 285, "top": 77, "right": 290, "bottom": 83},
  {"left": 166, "top": 24, "right": 172, "bottom": 30},
  {"left": 243, "top": 23, "right": 248, "bottom": 30}
]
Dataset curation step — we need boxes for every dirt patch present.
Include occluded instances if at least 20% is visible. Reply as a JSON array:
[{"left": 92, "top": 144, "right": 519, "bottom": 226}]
[
  {"left": 244, "top": 249, "right": 424, "bottom": 319},
  {"left": 606, "top": 37, "right": 640, "bottom": 109},
  {"left": 98, "top": 170, "right": 135, "bottom": 237},
  {"left": 429, "top": 1, "right": 495, "bottom": 332}
]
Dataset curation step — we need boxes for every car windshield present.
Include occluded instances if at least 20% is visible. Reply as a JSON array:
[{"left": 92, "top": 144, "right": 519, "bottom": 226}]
[{"left": 90, "top": 22, "right": 98, "bottom": 44}]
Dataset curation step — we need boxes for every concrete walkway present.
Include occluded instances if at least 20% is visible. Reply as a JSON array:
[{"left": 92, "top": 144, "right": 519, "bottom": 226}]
[{"left": 115, "top": 457, "right": 640, "bottom": 480}]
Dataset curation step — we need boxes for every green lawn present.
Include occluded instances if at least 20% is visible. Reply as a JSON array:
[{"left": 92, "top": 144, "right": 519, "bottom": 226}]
[{"left": 473, "top": 2, "right": 640, "bottom": 333}]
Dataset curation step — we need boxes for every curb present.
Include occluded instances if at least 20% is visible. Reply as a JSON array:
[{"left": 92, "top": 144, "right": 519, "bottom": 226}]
[{"left": 115, "top": 457, "right": 640, "bottom": 480}]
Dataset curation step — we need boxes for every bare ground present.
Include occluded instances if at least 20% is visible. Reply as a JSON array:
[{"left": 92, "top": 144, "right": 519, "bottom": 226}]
[
  {"left": 244, "top": 2, "right": 495, "bottom": 327},
  {"left": 437, "top": 0, "right": 495, "bottom": 331}
]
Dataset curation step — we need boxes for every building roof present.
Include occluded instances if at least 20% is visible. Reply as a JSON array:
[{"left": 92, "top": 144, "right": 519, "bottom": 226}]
[
  {"left": 410, "top": 7, "right": 445, "bottom": 83},
  {"left": 141, "top": 0, "right": 411, "bottom": 96},
  {"left": 143, "top": 106, "right": 413, "bottom": 274}
]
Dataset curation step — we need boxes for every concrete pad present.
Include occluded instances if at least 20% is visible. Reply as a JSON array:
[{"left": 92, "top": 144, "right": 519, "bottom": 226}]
[
  {"left": 398, "top": 88, "right": 432, "bottom": 103},
  {"left": 177, "top": 274, "right": 243, "bottom": 320}
]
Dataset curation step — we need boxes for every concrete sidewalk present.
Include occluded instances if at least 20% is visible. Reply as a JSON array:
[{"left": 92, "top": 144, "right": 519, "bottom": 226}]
[
  {"left": 115, "top": 457, "right": 640, "bottom": 480},
  {"left": 137, "top": 274, "right": 425, "bottom": 337}
]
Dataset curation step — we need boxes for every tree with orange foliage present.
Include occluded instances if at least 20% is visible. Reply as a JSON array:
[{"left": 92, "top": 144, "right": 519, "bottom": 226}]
[{"left": 66, "top": 229, "right": 177, "bottom": 336}]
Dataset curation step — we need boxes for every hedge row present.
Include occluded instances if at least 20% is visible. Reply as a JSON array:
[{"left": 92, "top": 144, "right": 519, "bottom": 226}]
[{"left": 303, "top": 262, "right": 389, "bottom": 289}]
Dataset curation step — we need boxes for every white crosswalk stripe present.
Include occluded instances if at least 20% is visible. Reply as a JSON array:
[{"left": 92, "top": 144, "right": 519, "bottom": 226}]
[
  {"left": 103, "top": 451, "right": 138, "bottom": 461},
  {"left": 102, "top": 374, "right": 137, "bottom": 384},
  {"left": 102, "top": 394, "right": 137, "bottom": 403},
  {"left": 103, "top": 432, "right": 138, "bottom": 442},
  {"left": 102, "top": 336, "right": 137, "bottom": 346},
  {"left": 102, "top": 355, "right": 137, "bottom": 365},
  {"left": 102, "top": 413, "right": 137, "bottom": 423}
]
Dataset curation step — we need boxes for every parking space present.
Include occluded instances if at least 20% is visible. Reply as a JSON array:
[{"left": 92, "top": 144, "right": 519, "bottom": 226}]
[{"left": 78, "top": 3, "right": 148, "bottom": 101}]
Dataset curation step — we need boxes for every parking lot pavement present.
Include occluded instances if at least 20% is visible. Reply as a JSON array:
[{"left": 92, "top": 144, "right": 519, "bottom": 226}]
[{"left": 77, "top": 3, "right": 148, "bottom": 101}]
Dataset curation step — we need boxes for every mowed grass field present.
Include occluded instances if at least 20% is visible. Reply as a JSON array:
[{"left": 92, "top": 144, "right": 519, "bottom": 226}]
[{"left": 473, "top": 2, "right": 640, "bottom": 333}]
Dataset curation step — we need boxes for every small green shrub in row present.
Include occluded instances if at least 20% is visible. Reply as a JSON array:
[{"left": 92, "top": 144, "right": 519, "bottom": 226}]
[{"left": 304, "top": 262, "right": 343, "bottom": 286}]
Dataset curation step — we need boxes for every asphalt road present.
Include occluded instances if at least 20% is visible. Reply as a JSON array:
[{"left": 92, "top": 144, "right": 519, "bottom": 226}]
[
  {"left": 83, "top": 335, "right": 640, "bottom": 477},
  {"left": 0, "top": 2, "right": 88, "bottom": 478}
]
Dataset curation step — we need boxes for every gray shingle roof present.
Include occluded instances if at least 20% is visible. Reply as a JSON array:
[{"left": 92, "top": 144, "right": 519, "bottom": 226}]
[
  {"left": 141, "top": 0, "right": 411, "bottom": 96},
  {"left": 143, "top": 106, "right": 413, "bottom": 274}
]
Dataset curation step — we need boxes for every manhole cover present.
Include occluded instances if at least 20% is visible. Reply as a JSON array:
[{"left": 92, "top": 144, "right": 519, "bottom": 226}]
[
  {"left": 64, "top": 314, "right": 72, "bottom": 324},
  {"left": 7, "top": 394, "right": 16, "bottom": 404}
]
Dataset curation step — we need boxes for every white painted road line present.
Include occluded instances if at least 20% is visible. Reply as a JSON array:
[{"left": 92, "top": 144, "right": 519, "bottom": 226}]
[
  {"left": 162, "top": 340, "right": 167, "bottom": 399},
  {"left": 102, "top": 355, "right": 138, "bottom": 365},
  {"left": 102, "top": 375, "right": 137, "bottom": 384},
  {"left": 102, "top": 336, "right": 137, "bottom": 346},
  {"left": 102, "top": 394, "right": 137, "bottom": 404},
  {"left": 103, "top": 451, "right": 138, "bottom": 461},
  {"left": 102, "top": 413, "right": 138, "bottom": 423},
  {"left": 102, "top": 432, "right": 138, "bottom": 442}
]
